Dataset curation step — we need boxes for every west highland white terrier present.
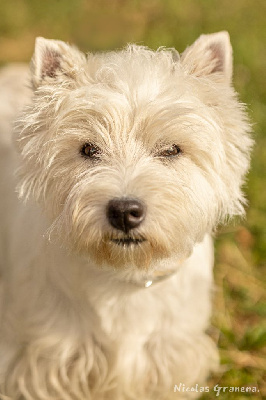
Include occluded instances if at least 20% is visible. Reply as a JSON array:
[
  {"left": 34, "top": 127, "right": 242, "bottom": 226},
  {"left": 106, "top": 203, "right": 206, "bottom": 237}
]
[{"left": 0, "top": 32, "right": 252, "bottom": 399}]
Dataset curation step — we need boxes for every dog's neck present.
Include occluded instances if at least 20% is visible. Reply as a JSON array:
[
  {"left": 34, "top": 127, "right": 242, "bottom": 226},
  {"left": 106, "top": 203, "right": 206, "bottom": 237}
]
[
  {"left": 73, "top": 254, "right": 184, "bottom": 292},
  {"left": 103, "top": 258, "right": 184, "bottom": 289},
  {"left": 136, "top": 267, "right": 179, "bottom": 288}
]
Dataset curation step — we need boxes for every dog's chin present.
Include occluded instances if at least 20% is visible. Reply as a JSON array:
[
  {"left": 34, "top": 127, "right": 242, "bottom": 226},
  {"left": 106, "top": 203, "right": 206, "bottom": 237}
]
[
  {"left": 106, "top": 235, "right": 150, "bottom": 267},
  {"left": 79, "top": 234, "right": 170, "bottom": 270}
]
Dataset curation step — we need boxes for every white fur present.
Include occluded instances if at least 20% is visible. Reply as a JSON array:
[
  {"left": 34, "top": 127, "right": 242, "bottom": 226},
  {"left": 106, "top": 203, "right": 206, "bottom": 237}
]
[{"left": 0, "top": 32, "right": 252, "bottom": 399}]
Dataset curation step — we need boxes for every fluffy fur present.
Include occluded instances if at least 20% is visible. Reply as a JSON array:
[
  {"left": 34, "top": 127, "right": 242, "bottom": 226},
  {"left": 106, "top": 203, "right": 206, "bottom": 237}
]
[{"left": 0, "top": 32, "right": 252, "bottom": 399}]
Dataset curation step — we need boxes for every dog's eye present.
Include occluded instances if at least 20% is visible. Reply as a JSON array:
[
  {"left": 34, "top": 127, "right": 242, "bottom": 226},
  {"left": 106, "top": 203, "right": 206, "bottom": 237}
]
[
  {"left": 156, "top": 145, "right": 182, "bottom": 158},
  {"left": 80, "top": 143, "right": 101, "bottom": 158}
]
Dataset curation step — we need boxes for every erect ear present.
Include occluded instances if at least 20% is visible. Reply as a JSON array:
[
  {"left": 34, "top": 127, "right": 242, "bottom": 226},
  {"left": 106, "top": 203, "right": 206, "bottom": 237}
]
[
  {"left": 31, "top": 37, "right": 86, "bottom": 89},
  {"left": 181, "top": 31, "right": 232, "bottom": 84}
]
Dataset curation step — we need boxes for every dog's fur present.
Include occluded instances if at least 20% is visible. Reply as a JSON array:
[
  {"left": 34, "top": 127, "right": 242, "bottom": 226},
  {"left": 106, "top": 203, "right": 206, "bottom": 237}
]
[{"left": 0, "top": 32, "right": 252, "bottom": 399}]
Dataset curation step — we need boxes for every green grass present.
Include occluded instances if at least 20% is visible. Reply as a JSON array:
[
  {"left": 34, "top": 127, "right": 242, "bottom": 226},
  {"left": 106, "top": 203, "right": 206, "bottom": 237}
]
[{"left": 0, "top": 1, "right": 265, "bottom": 398}]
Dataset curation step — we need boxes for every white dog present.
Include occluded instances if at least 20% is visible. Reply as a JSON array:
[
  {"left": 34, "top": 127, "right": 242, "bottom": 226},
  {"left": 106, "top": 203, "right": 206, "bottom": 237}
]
[{"left": 0, "top": 32, "right": 252, "bottom": 399}]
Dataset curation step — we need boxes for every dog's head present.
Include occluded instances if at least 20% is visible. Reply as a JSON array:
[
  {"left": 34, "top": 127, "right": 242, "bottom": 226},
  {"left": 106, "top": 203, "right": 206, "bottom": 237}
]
[{"left": 16, "top": 32, "right": 252, "bottom": 269}]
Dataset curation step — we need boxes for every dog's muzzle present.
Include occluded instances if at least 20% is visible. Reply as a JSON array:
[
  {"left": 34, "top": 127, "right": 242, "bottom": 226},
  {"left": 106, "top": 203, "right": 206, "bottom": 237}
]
[
  {"left": 110, "top": 237, "right": 146, "bottom": 246},
  {"left": 106, "top": 197, "right": 146, "bottom": 233}
]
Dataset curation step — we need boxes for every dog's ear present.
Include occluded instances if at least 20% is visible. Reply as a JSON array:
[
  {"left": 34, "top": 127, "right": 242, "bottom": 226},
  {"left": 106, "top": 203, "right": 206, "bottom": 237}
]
[
  {"left": 31, "top": 37, "right": 86, "bottom": 89},
  {"left": 181, "top": 31, "right": 232, "bottom": 83}
]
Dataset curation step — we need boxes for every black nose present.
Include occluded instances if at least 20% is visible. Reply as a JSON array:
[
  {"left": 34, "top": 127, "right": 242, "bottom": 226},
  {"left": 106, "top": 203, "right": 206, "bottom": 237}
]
[{"left": 107, "top": 198, "right": 146, "bottom": 233}]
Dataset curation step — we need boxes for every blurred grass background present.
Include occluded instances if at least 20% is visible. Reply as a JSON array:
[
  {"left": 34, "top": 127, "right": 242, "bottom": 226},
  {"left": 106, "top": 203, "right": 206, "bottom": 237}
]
[{"left": 0, "top": 0, "right": 265, "bottom": 398}]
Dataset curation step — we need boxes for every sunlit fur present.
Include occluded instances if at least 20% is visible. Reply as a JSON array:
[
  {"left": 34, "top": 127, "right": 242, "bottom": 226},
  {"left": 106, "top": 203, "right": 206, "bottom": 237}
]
[{"left": 0, "top": 32, "right": 252, "bottom": 399}]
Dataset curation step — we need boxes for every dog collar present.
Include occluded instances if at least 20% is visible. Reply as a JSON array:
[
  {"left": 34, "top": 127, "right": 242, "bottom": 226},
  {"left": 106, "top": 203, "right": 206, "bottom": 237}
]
[
  {"left": 136, "top": 268, "right": 178, "bottom": 288},
  {"left": 144, "top": 269, "right": 177, "bottom": 288}
]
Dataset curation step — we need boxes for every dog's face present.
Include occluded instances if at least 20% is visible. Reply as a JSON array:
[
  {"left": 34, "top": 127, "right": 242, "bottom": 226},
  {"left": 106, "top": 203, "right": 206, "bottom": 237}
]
[{"left": 17, "top": 33, "right": 252, "bottom": 269}]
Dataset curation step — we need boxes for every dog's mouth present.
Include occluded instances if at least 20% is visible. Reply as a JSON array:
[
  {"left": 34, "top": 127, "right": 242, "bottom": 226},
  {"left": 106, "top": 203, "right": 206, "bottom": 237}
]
[{"left": 110, "top": 237, "right": 146, "bottom": 246}]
